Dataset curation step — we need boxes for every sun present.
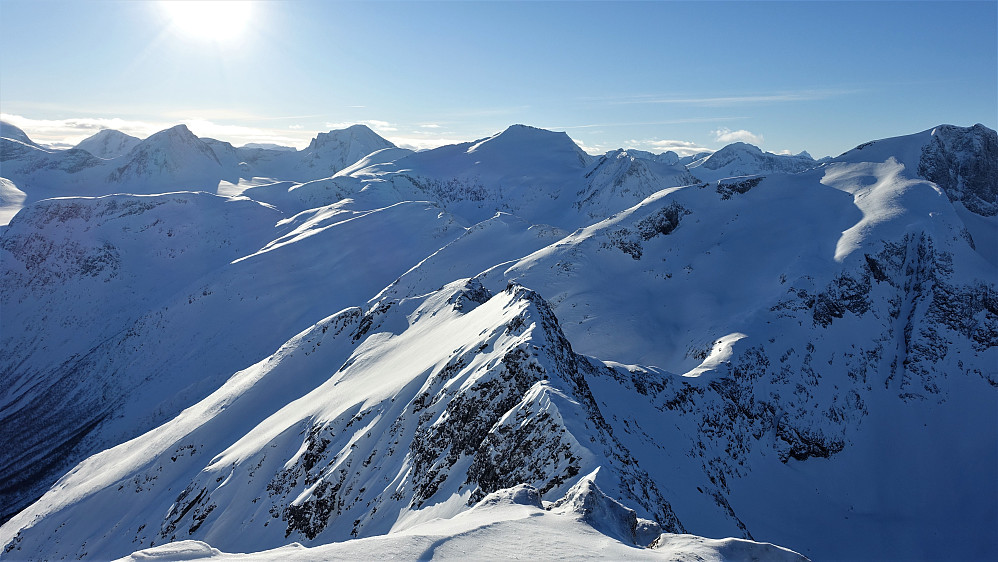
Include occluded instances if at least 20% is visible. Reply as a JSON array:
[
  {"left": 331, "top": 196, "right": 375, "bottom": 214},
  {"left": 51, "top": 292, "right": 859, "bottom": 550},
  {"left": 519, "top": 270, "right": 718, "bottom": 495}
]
[{"left": 160, "top": 1, "right": 254, "bottom": 43}]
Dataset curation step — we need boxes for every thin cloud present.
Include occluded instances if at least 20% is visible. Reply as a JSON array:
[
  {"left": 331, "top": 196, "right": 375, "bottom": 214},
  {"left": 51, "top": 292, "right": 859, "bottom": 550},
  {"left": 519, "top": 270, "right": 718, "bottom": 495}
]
[
  {"left": 387, "top": 135, "right": 465, "bottom": 151},
  {"left": 1, "top": 113, "right": 166, "bottom": 144},
  {"left": 2, "top": 113, "right": 314, "bottom": 149},
  {"left": 626, "top": 139, "right": 714, "bottom": 157},
  {"left": 182, "top": 119, "right": 312, "bottom": 148},
  {"left": 572, "top": 139, "right": 609, "bottom": 156},
  {"left": 552, "top": 117, "right": 748, "bottom": 130},
  {"left": 713, "top": 128, "right": 763, "bottom": 145},
  {"left": 325, "top": 120, "right": 399, "bottom": 132},
  {"left": 288, "top": 124, "right": 304, "bottom": 130},
  {"left": 605, "top": 88, "right": 859, "bottom": 107}
]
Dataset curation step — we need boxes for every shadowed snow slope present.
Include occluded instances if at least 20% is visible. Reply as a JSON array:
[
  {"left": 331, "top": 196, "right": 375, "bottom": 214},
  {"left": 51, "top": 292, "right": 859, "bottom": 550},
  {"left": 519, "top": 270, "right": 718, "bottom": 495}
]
[{"left": 0, "top": 194, "right": 466, "bottom": 525}]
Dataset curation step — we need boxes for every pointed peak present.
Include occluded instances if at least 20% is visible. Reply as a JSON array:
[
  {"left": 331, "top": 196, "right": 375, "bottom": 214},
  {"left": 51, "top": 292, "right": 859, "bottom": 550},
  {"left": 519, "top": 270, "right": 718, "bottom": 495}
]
[
  {"left": 140, "top": 124, "right": 201, "bottom": 146},
  {"left": 307, "top": 124, "right": 395, "bottom": 152}
]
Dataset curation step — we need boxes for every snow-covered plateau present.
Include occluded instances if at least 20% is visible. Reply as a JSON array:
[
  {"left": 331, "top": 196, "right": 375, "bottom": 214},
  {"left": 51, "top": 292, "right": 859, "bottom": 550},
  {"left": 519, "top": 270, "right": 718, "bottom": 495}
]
[{"left": 0, "top": 120, "right": 995, "bottom": 561}]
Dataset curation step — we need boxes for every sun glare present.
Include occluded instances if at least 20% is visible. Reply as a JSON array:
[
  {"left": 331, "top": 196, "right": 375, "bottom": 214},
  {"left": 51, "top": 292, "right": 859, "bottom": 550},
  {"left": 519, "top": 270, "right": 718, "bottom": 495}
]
[{"left": 161, "top": 1, "right": 254, "bottom": 43}]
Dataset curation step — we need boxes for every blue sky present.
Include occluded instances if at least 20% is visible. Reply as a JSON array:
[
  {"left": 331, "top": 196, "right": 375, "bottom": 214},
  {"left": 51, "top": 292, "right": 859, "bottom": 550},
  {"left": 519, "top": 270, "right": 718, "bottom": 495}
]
[{"left": 1, "top": 1, "right": 995, "bottom": 157}]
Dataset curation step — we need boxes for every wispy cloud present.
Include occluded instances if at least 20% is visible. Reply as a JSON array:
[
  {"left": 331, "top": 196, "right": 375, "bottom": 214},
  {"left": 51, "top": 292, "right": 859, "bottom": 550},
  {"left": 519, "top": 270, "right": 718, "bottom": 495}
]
[
  {"left": 571, "top": 139, "right": 609, "bottom": 155},
  {"left": 627, "top": 138, "right": 714, "bottom": 157},
  {"left": 552, "top": 117, "right": 748, "bottom": 130},
  {"left": 2, "top": 113, "right": 314, "bottom": 149},
  {"left": 386, "top": 135, "right": 465, "bottom": 151},
  {"left": 419, "top": 123, "right": 443, "bottom": 129},
  {"left": 713, "top": 128, "right": 763, "bottom": 145},
  {"left": 1, "top": 113, "right": 167, "bottom": 144},
  {"left": 288, "top": 124, "right": 304, "bottom": 130},
  {"left": 603, "top": 88, "right": 859, "bottom": 107},
  {"left": 325, "top": 120, "right": 398, "bottom": 132}
]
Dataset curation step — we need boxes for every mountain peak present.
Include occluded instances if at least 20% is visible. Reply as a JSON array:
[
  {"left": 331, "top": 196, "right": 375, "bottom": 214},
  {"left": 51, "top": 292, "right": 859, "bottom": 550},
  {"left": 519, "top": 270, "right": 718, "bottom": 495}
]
[
  {"left": 307, "top": 125, "right": 394, "bottom": 153},
  {"left": 75, "top": 129, "right": 142, "bottom": 159},
  {"left": 467, "top": 124, "right": 589, "bottom": 163},
  {"left": 691, "top": 140, "right": 817, "bottom": 177},
  {"left": 718, "top": 141, "right": 764, "bottom": 155}
]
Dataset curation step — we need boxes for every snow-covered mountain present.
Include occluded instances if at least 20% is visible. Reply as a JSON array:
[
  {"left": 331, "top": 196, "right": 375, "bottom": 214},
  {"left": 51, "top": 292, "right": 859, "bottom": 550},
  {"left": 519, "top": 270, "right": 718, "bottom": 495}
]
[
  {"left": 686, "top": 142, "right": 819, "bottom": 182},
  {"left": 0, "top": 120, "right": 995, "bottom": 561},
  {"left": 239, "top": 142, "right": 296, "bottom": 152},
  {"left": 0, "top": 122, "right": 397, "bottom": 223},
  {"left": 218, "top": 124, "right": 397, "bottom": 183},
  {"left": 74, "top": 129, "right": 142, "bottom": 159},
  {"left": 107, "top": 124, "right": 238, "bottom": 189},
  {"left": 242, "top": 125, "right": 700, "bottom": 228}
]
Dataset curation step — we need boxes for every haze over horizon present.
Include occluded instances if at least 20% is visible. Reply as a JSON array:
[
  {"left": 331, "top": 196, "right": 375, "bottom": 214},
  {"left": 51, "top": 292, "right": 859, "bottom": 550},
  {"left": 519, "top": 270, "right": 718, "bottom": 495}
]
[{"left": 1, "top": 0, "right": 995, "bottom": 158}]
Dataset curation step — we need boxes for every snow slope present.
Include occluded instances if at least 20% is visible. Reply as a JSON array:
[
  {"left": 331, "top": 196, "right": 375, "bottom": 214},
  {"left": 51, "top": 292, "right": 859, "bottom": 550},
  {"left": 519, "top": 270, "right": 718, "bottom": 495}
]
[{"left": 0, "top": 178, "right": 26, "bottom": 226}]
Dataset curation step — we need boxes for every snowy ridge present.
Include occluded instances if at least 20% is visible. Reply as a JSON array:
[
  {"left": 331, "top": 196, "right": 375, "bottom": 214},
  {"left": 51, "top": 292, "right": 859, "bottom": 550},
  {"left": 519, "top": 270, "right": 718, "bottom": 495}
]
[
  {"left": 114, "top": 485, "right": 803, "bottom": 561},
  {"left": 2, "top": 280, "right": 688, "bottom": 558}
]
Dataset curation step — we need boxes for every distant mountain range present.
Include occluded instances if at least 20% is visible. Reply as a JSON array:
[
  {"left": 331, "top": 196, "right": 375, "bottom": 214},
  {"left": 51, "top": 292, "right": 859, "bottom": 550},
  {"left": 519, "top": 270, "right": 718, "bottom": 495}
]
[{"left": 1, "top": 119, "right": 995, "bottom": 560}]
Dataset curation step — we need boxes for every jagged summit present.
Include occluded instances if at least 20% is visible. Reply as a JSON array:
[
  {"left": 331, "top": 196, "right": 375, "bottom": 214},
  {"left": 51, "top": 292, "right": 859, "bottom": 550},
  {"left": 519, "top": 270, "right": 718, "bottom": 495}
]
[
  {"left": 305, "top": 124, "right": 393, "bottom": 153},
  {"left": 835, "top": 123, "right": 997, "bottom": 217},
  {"left": 75, "top": 128, "right": 142, "bottom": 159}
]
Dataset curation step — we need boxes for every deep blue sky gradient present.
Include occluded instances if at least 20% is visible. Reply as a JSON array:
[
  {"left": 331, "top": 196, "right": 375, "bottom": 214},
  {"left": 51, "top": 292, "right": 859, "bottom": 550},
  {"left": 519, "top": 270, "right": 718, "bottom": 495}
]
[{"left": 1, "top": 1, "right": 995, "bottom": 156}]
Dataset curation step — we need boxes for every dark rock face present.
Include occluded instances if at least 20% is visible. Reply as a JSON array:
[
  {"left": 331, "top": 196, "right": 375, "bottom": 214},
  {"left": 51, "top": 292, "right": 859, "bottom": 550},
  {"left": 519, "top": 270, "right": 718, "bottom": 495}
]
[
  {"left": 918, "top": 124, "right": 998, "bottom": 216},
  {"left": 716, "top": 176, "right": 764, "bottom": 200},
  {"left": 606, "top": 201, "right": 692, "bottom": 260}
]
